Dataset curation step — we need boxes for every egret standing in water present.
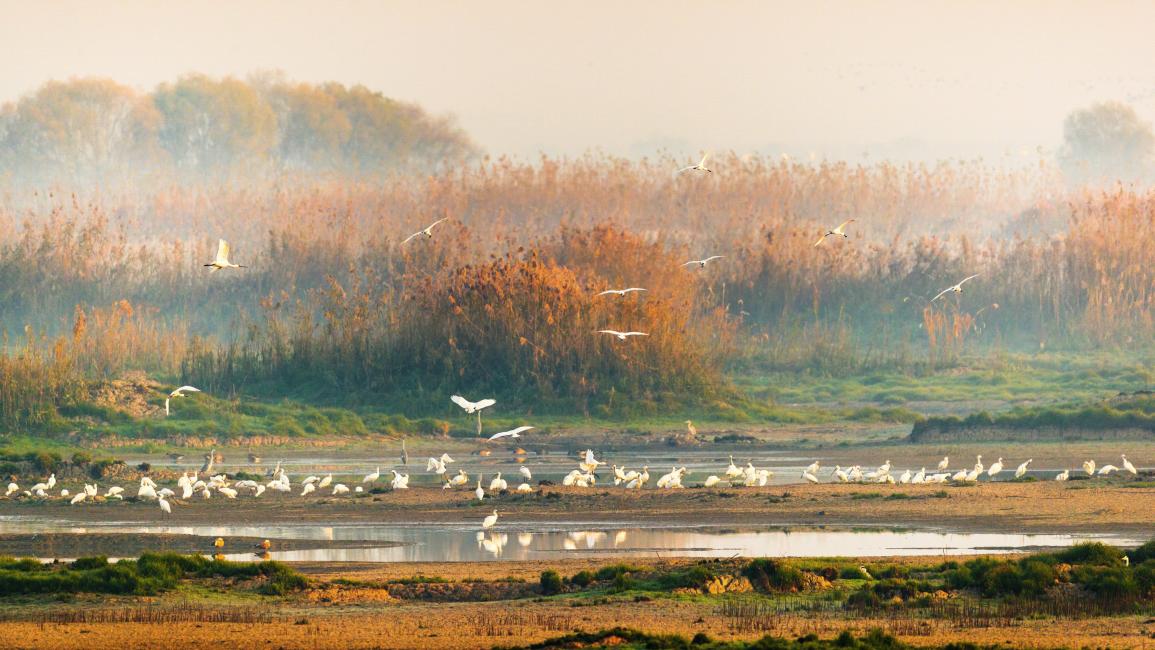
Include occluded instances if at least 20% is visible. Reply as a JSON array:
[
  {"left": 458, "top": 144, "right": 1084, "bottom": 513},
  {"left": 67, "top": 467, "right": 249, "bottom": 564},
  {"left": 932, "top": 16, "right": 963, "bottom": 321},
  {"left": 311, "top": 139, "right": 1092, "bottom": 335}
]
[{"left": 482, "top": 509, "right": 499, "bottom": 530}]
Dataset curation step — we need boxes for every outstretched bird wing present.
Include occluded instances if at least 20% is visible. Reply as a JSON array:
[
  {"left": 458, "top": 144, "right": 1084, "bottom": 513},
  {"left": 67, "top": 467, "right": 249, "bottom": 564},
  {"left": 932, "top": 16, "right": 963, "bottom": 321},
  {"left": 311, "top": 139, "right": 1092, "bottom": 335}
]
[
  {"left": 171, "top": 385, "right": 201, "bottom": 397},
  {"left": 814, "top": 234, "right": 828, "bottom": 247},
  {"left": 596, "top": 289, "right": 622, "bottom": 296},
  {"left": 835, "top": 219, "right": 855, "bottom": 234},
  {"left": 401, "top": 230, "right": 423, "bottom": 244},
  {"left": 474, "top": 398, "right": 496, "bottom": 411},
  {"left": 957, "top": 273, "right": 980, "bottom": 286},
  {"left": 450, "top": 395, "right": 473, "bottom": 411},
  {"left": 215, "top": 239, "right": 230, "bottom": 265},
  {"left": 929, "top": 286, "right": 953, "bottom": 302}
]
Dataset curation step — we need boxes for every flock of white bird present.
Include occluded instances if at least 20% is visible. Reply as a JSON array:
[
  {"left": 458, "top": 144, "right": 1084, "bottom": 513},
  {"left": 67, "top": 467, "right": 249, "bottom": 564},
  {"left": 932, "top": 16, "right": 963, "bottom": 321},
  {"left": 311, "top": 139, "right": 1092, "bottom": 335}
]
[
  {"left": 32, "top": 171, "right": 1093, "bottom": 536},
  {"left": 3, "top": 448, "right": 1144, "bottom": 532}
]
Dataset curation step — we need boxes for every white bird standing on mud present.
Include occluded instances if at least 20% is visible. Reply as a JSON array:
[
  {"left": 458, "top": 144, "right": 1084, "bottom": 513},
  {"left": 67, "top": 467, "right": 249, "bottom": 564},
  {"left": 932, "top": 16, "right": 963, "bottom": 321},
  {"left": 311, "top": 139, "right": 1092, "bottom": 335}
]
[
  {"left": 489, "top": 426, "right": 534, "bottom": 441},
  {"left": 725, "top": 456, "right": 743, "bottom": 479},
  {"left": 204, "top": 239, "right": 246, "bottom": 272},
  {"left": 598, "top": 329, "right": 648, "bottom": 341},
  {"left": 401, "top": 218, "right": 449, "bottom": 244},
  {"left": 1083, "top": 460, "right": 1096, "bottom": 476},
  {"left": 682, "top": 255, "right": 724, "bottom": 269},
  {"left": 814, "top": 219, "right": 855, "bottom": 247},
  {"left": 1055, "top": 469, "right": 1069, "bottom": 481},
  {"left": 677, "top": 153, "right": 712, "bottom": 174},
  {"left": 363, "top": 467, "right": 380, "bottom": 483},
  {"left": 519, "top": 466, "right": 532, "bottom": 481},
  {"left": 936, "top": 457, "right": 949, "bottom": 471},
  {"left": 597, "top": 288, "right": 647, "bottom": 297},
  {"left": 475, "top": 478, "right": 485, "bottom": 501},
  {"left": 390, "top": 470, "right": 410, "bottom": 489},
  {"left": 1122, "top": 455, "right": 1137, "bottom": 475},
  {"left": 1015, "top": 459, "right": 1032, "bottom": 479},
  {"left": 930, "top": 274, "right": 981, "bottom": 302},
  {"left": 489, "top": 473, "right": 508, "bottom": 492},
  {"left": 165, "top": 385, "right": 201, "bottom": 416},
  {"left": 987, "top": 458, "right": 1003, "bottom": 479}
]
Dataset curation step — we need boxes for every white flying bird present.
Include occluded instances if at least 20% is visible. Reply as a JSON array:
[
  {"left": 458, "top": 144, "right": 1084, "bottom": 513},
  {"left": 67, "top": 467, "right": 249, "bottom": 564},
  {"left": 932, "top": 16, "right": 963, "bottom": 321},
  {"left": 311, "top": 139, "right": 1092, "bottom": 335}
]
[
  {"left": 676, "top": 153, "right": 712, "bottom": 174},
  {"left": 489, "top": 425, "right": 534, "bottom": 441},
  {"left": 451, "top": 395, "right": 496, "bottom": 414},
  {"left": 682, "top": 255, "right": 724, "bottom": 269},
  {"left": 451, "top": 395, "right": 496, "bottom": 435},
  {"left": 401, "top": 218, "right": 449, "bottom": 244},
  {"left": 597, "top": 287, "right": 647, "bottom": 297},
  {"left": 598, "top": 330, "right": 648, "bottom": 341},
  {"left": 165, "top": 385, "right": 201, "bottom": 416},
  {"left": 204, "top": 239, "right": 245, "bottom": 272},
  {"left": 814, "top": 219, "right": 856, "bottom": 247},
  {"left": 931, "top": 274, "right": 981, "bottom": 302}
]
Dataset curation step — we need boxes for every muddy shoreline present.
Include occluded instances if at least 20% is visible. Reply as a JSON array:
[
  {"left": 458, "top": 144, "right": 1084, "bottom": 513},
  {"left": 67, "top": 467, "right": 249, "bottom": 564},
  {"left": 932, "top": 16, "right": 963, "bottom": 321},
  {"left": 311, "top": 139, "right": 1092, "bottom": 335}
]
[{"left": 0, "top": 481, "right": 1151, "bottom": 536}]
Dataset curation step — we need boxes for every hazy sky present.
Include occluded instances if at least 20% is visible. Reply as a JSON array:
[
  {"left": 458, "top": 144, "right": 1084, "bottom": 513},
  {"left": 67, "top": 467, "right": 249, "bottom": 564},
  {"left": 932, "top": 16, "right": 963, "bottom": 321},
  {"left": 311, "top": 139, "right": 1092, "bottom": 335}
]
[{"left": 2, "top": 0, "right": 1154, "bottom": 162}]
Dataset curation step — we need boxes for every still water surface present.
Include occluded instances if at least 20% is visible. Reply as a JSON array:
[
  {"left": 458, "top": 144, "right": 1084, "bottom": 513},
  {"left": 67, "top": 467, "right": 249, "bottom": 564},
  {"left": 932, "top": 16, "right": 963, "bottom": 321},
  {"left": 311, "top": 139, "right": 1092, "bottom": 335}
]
[{"left": 0, "top": 517, "right": 1140, "bottom": 563}]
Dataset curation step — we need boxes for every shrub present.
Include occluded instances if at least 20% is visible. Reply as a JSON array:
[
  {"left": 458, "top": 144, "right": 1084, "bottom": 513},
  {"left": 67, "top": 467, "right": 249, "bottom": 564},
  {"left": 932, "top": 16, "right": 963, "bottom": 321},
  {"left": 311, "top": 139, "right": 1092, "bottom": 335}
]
[
  {"left": 743, "top": 559, "right": 805, "bottom": 592},
  {"left": 539, "top": 570, "right": 563, "bottom": 595},
  {"left": 1056, "top": 542, "right": 1123, "bottom": 566}
]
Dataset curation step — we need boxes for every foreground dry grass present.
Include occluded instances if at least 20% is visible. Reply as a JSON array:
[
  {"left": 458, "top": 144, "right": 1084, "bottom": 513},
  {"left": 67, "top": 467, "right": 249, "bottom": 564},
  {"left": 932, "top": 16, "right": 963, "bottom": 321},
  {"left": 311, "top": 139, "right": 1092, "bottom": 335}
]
[{"left": 2, "top": 561, "right": 1154, "bottom": 650}]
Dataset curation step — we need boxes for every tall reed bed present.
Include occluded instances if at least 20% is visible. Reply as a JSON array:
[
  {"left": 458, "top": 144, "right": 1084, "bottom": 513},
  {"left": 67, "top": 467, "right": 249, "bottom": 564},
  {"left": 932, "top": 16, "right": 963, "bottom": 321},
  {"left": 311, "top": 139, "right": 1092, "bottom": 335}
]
[{"left": 0, "top": 157, "right": 1151, "bottom": 419}]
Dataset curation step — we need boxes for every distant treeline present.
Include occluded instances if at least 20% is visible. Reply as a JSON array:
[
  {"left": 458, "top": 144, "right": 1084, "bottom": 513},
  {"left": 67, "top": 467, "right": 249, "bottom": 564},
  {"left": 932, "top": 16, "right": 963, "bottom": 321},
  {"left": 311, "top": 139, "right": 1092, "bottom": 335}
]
[{"left": 0, "top": 73, "right": 477, "bottom": 181}]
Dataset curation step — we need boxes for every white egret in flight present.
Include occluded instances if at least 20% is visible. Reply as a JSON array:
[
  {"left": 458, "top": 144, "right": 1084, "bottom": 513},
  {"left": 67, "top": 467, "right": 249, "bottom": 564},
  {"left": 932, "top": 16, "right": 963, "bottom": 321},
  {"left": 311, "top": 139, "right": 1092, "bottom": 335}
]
[
  {"left": 814, "top": 219, "right": 855, "bottom": 247},
  {"left": 931, "top": 274, "right": 981, "bottom": 302},
  {"left": 598, "top": 330, "right": 648, "bottom": 341},
  {"left": 401, "top": 218, "right": 449, "bottom": 244},
  {"left": 597, "top": 288, "right": 647, "bottom": 297},
  {"left": 451, "top": 395, "right": 496, "bottom": 435},
  {"left": 165, "top": 385, "right": 201, "bottom": 416},
  {"left": 676, "top": 153, "right": 712, "bottom": 174},
  {"left": 489, "top": 426, "right": 534, "bottom": 441},
  {"left": 682, "top": 256, "right": 723, "bottom": 269},
  {"left": 204, "top": 239, "right": 245, "bottom": 272}
]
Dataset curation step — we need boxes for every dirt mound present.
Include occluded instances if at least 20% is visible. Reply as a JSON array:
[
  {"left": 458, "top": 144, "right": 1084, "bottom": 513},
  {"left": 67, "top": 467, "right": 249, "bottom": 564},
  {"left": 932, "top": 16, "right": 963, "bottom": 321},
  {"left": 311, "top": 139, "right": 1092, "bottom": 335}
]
[{"left": 87, "top": 373, "right": 165, "bottom": 418}]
